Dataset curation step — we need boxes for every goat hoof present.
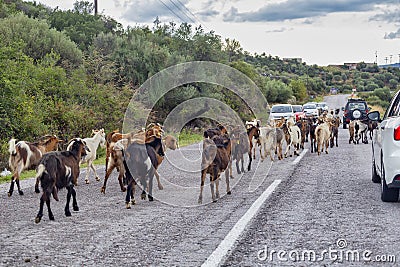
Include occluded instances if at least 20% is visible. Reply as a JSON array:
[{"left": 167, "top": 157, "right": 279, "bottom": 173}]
[
  {"left": 212, "top": 199, "right": 217, "bottom": 203},
  {"left": 49, "top": 213, "right": 55, "bottom": 221},
  {"left": 121, "top": 187, "right": 126, "bottom": 192},
  {"left": 18, "top": 190, "right": 24, "bottom": 196},
  {"left": 73, "top": 206, "right": 79, "bottom": 212},
  {"left": 131, "top": 199, "right": 136, "bottom": 205},
  {"left": 35, "top": 188, "right": 40, "bottom": 194},
  {"left": 148, "top": 195, "right": 154, "bottom": 202},
  {"left": 95, "top": 177, "right": 100, "bottom": 182},
  {"left": 158, "top": 185, "right": 164, "bottom": 190},
  {"left": 7, "top": 191, "right": 12, "bottom": 197},
  {"left": 65, "top": 211, "right": 72, "bottom": 217},
  {"left": 198, "top": 198, "right": 202, "bottom": 204},
  {"left": 35, "top": 216, "right": 41, "bottom": 224},
  {"left": 85, "top": 179, "right": 90, "bottom": 184},
  {"left": 227, "top": 191, "right": 231, "bottom": 195},
  {"left": 141, "top": 193, "right": 146, "bottom": 200},
  {"left": 100, "top": 187, "right": 106, "bottom": 194},
  {"left": 216, "top": 193, "right": 220, "bottom": 199},
  {"left": 126, "top": 202, "right": 131, "bottom": 209}
]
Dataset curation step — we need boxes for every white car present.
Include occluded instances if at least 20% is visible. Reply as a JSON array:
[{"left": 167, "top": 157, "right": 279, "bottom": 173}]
[
  {"left": 369, "top": 90, "right": 400, "bottom": 202},
  {"left": 316, "top": 102, "right": 329, "bottom": 112},
  {"left": 269, "top": 104, "right": 294, "bottom": 120},
  {"left": 302, "top": 103, "right": 319, "bottom": 117}
]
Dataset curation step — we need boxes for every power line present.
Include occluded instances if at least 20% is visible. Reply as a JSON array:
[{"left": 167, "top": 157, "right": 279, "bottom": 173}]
[
  {"left": 174, "top": 0, "right": 209, "bottom": 30},
  {"left": 167, "top": 0, "right": 196, "bottom": 24},
  {"left": 157, "top": 0, "right": 186, "bottom": 23}
]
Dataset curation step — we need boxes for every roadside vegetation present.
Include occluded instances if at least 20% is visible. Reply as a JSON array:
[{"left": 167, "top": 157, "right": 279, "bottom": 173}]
[{"left": 0, "top": 0, "right": 399, "bottom": 169}]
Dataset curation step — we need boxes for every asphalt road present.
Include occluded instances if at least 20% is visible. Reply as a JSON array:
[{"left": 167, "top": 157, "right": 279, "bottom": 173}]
[{"left": 1, "top": 95, "right": 398, "bottom": 266}]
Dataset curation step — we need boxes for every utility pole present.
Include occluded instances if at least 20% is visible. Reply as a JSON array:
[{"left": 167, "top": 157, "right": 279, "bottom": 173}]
[
  {"left": 385, "top": 57, "right": 388, "bottom": 64},
  {"left": 94, "top": 0, "right": 98, "bottom": 15},
  {"left": 375, "top": 51, "right": 378, "bottom": 65},
  {"left": 390, "top": 55, "right": 393, "bottom": 64}
]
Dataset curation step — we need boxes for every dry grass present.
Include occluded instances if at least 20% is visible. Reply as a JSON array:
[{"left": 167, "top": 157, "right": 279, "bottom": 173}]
[{"left": 369, "top": 105, "right": 385, "bottom": 115}]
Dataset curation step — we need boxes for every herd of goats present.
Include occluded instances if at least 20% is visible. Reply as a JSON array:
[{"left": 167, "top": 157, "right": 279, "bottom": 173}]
[{"left": 5, "top": 110, "right": 375, "bottom": 223}]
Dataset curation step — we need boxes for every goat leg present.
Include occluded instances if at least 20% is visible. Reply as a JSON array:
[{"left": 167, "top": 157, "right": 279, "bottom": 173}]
[
  {"left": 35, "top": 197, "right": 45, "bottom": 223},
  {"left": 148, "top": 172, "right": 154, "bottom": 202},
  {"left": 65, "top": 187, "right": 72, "bottom": 217},
  {"left": 34, "top": 179, "right": 40, "bottom": 193},
  {"left": 46, "top": 199, "right": 54, "bottom": 221},
  {"left": 235, "top": 161, "right": 241, "bottom": 175},
  {"left": 118, "top": 172, "right": 127, "bottom": 192},
  {"left": 155, "top": 170, "right": 163, "bottom": 190},
  {"left": 198, "top": 170, "right": 207, "bottom": 204},
  {"left": 215, "top": 174, "right": 220, "bottom": 200},
  {"left": 15, "top": 179, "right": 23, "bottom": 195},
  {"left": 240, "top": 156, "right": 245, "bottom": 173},
  {"left": 226, "top": 169, "right": 231, "bottom": 195},
  {"left": 85, "top": 164, "right": 91, "bottom": 184},
  {"left": 101, "top": 171, "right": 111, "bottom": 194},
  {"left": 71, "top": 187, "right": 79, "bottom": 211},
  {"left": 247, "top": 154, "right": 252, "bottom": 171},
  {"left": 125, "top": 181, "right": 133, "bottom": 209},
  {"left": 8, "top": 177, "right": 15, "bottom": 197}
]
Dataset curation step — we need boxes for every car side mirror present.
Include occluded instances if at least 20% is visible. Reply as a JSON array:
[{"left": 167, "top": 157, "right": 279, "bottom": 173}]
[{"left": 367, "top": 111, "right": 380, "bottom": 122}]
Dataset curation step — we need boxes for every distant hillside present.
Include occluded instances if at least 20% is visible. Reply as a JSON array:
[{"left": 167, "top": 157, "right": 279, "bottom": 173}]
[{"left": 379, "top": 63, "right": 400, "bottom": 69}]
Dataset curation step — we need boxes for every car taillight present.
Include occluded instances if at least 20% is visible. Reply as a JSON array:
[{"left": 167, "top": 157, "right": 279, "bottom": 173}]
[{"left": 394, "top": 125, "right": 400, "bottom": 141}]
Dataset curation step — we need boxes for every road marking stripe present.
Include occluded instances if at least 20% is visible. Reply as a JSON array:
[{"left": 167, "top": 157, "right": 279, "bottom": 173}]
[
  {"left": 202, "top": 179, "right": 282, "bottom": 267},
  {"left": 291, "top": 148, "right": 308, "bottom": 165}
]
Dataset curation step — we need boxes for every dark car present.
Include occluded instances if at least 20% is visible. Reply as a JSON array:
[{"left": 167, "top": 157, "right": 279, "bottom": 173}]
[{"left": 342, "top": 98, "right": 369, "bottom": 129}]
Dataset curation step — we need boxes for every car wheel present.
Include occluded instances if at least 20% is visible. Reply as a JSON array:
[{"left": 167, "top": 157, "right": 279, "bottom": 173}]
[
  {"left": 372, "top": 157, "right": 380, "bottom": 183},
  {"left": 351, "top": 109, "right": 362, "bottom": 120},
  {"left": 381, "top": 158, "right": 399, "bottom": 202}
]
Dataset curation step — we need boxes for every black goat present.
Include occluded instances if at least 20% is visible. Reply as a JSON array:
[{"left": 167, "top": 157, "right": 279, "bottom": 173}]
[
  {"left": 34, "top": 139, "right": 87, "bottom": 223},
  {"left": 123, "top": 137, "right": 163, "bottom": 209}
]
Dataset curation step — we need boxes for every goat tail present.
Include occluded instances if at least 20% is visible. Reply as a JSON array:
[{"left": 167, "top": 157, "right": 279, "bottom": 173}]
[
  {"left": 316, "top": 127, "right": 321, "bottom": 135},
  {"left": 36, "top": 164, "right": 46, "bottom": 180},
  {"left": 8, "top": 138, "right": 17, "bottom": 156}
]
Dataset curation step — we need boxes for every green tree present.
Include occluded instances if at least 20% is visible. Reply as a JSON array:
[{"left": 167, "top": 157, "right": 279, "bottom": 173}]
[
  {"left": 0, "top": 13, "right": 82, "bottom": 68},
  {"left": 289, "top": 79, "right": 308, "bottom": 102}
]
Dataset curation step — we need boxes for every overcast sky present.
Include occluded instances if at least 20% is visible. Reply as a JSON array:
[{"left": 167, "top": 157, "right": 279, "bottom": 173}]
[{"left": 34, "top": 0, "right": 400, "bottom": 66}]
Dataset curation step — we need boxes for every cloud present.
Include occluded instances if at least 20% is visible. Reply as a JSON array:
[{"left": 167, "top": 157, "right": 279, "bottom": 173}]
[
  {"left": 196, "top": 9, "right": 220, "bottom": 21},
  {"left": 370, "top": 8, "right": 400, "bottom": 23},
  {"left": 265, "top": 27, "right": 293, "bottom": 33},
  {"left": 223, "top": 0, "right": 397, "bottom": 22},
  {"left": 384, "top": 28, "right": 400, "bottom": 39}
]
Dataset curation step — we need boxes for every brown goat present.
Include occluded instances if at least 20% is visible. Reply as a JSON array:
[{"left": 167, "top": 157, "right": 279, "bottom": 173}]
[
  {"left": 101, "top": 132, "right": 177, "bottom": 194},
  {"left": 198, "top": 134, "right": 232, "bottom": 204},
  {"left": 8, "top": 135, "right": 63, "bottom": 197}
]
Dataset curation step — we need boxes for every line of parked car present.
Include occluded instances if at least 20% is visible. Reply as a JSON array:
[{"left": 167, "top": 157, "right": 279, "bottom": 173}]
[
  {"left": 269, "top": 95, "right": 400, "bottom": 204},
  {"left": 269, "top": 102, "right": 329, "bottom": 121}
]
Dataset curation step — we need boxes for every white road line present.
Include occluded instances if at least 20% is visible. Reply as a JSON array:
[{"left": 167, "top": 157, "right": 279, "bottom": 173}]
[
  {"left": 291, "top": 148, "right": 308, "bottom": 165},
  {"left": 202, "top": 179, "right": 282, "bottom": 267}
]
